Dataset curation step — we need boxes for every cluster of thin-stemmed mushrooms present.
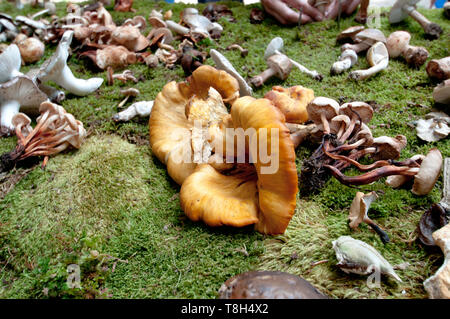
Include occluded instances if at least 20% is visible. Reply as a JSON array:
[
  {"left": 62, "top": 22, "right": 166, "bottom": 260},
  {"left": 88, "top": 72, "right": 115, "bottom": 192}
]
[{"left": 300, "top": 97, "right": 442, "bottom": 196}]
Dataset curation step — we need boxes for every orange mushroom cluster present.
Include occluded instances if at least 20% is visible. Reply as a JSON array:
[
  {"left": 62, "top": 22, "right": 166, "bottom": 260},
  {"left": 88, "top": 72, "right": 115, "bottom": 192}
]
[{"left": 149, "top": 65, "right": 305, "bottom": 235}]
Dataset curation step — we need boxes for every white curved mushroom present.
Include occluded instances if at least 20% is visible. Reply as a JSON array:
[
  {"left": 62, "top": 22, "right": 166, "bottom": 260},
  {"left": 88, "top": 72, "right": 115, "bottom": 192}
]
[
  {"left": 349, "top": 42, "right": 389, "bottom": 81},
  {"left": 331, "top": 49, "right": 358, "bottom": 75},
  {"left": 112, "top": 101, "right": 154, "bottom": 122},
  {"left": 37, "top": 31, "right": 103, "bottom": 96},
  {"left": 0, "top": 44, "right": 23, "bottom": 84}
]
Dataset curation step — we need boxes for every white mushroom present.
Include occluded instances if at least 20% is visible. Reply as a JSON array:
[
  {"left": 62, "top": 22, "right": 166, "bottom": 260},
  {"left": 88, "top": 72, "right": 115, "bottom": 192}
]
[
  {"left": 31, "top": 2, "right": 57, "bottom": 20},
  {"left": 0, "top": 44, "right": 23, "bottom": 84},
  {"left": 349, "top": 42, "right": 389, "bottom": 81},
  {"left": 415, "top": 112, "right": 450, "bottom": 142},
  {"left": 330, "top": 49, "right": 358, "bottom": 75},
  {"left": 37, "top": 31, "right": 103, "bottom": 96},
  {"left": 209, "top": 49, "right": 253, "bottom": 97},
  {"left": 0, "top": 75, "right": 47, "bottom": 133},
  {"left": 112, "top": 100, "right": 154, "bottom": 122},
  {"left": 433, "top": 79, "right": 450, "bottom": 105},
  {"left": 386, "top": 31, "right": 429, "bottom": 67}
]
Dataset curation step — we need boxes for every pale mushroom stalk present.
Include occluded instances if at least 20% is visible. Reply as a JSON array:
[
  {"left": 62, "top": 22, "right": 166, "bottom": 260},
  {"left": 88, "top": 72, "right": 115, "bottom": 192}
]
[
  {"left": 112, "top": 101, "right": 153, "bottom": 122},
  {"left": 349, "top": 42, "right": 389, "bottom": 81},
  {"left": 265, "top": 37, "right": 322, "bottom": 81},
  {"left": 249, "top": 54, "right": 292, "bottom": 87},
  {"left": 30, "top": 2, "right": 56, "bottom": 20},
  {"left": 331, "top": 49, "right": 358, "bottom": 75},
  {"left": 389, "top": 0, "right": 443, "bottom": 39},
  {"left": 226, "top": 44, "right": 248, "bottom": 57}
]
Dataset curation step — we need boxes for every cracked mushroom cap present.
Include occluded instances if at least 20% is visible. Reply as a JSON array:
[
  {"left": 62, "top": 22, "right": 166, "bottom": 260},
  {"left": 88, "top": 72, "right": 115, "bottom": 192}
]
[
  {"left": 0, "top": 75, "right": 47, "bottom": 115},
  {"left": 149, "top": 65, "right": 239, "bottom": 185},
  {"left": 306, "top": 97, "right": 340, "bottom": 126},
  {"left": 371, "top": 135, "right": 407, "bottom": 161},
  {"left": 412, "top": 148, "right": 443, "bottom": 196},
  {"left": 340, "top": 102, "right": 373, "bottom": 123},
  {"left": 180, "top": 96, "right": 298, "bottom": 234},
  {"left": 0, "top": 44, "right": 22, "bottom": 84},
  {"left": 264, "top": 85, "right": 315, "bottom": 124},
  {"left": 218, "top": 271, "right": 328, "bottom": 299}
]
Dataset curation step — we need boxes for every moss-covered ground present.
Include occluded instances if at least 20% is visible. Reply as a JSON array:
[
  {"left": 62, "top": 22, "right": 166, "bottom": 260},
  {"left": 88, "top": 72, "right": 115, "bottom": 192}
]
[{"left": 0, "top": 0, "right": 449, "bottom": 299}]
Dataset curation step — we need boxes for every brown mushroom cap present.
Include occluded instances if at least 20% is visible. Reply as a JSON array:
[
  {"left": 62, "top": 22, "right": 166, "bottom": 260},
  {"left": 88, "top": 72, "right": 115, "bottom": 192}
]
[
  {"left": 111, "top": 26, "right": 149, "bottom": 52},
  {"left": 264, "top": 85, "right": 314, "bottom": 124},
  {"left": 306, "top": 97, "right": 340, "bottom": 126},
  {"left": 371, "top": 135, "right": 407, "bottom": 161},
  {"left": 340, "top": 102, "right": 373, "bottom": 123},
  {"left": 354, "top": 123, "right": 374, "bottom": 146},
  {"left": 218, "top": 271, "right": 328, "bottom": 299},
  {"left": 16, "top": 37, "right": 45, "bottom": 64},
  {"left": 330, "top": 114, "right": 351, "bottom": 134},
  {"left": 412, "top": 148, "right": 443, "bottom": 196},
  {"left": 148, "top": 16, "right": 167, "bottom": 28},
  {"left": 266, "top": 54, "right": 292, "bottom": 80},
  {"left": 336, "top": 25, "right": 365, "bottom": 42}
]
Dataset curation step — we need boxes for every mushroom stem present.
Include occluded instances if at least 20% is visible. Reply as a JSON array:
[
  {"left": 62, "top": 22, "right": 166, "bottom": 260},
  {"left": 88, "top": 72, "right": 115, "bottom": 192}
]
[
  {"left": 273, "top": 49, "right": 322, "bottom": 80},
  {"left": 226, "top": 44, "right": 248, "bottom": 57},
  {"left": 325, "top": 164, "right": 417, "bottom": 186},
  {"left": 341, "top": 42, "right": 371, "bottom": 54},
  {"left": 0, "top": 100, "right": 20, "bottom": 131},
  {"left": 349, "top": 57, "right": 388, "bottom": 80},
  {"left": 365, "top": 219, "right": 390, "bottom": 244},
  {"left": 250, "top": 67, "right": 277, "bottom": 87},
  {"left": 406, "top": 7, "right": 443, "bottom": 39},
  {"left": 320, "top": 112, "right": 331, "bottom": 134},
  {"left": 53, "top": 65, "right": 103, "bottom": 96},
  {"left": 166, "top": 20, "right": 190, "bottom": 35},
  {"left": 331, "top": 49, "right": 358, "bottom": 75}
]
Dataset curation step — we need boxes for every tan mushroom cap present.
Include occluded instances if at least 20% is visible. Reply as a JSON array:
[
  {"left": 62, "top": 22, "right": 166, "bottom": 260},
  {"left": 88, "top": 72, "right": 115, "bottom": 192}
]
[
  {"left": 371, "top": 134, "right": 407, "bottom": 160},
  {"left": 354, "top": 123, "right": 374, "bottom": 146},
  {"left": 330, "top": 114, "right": 351, "bottom": 134},
  {"left": 355, "top": 29, "right": 386, "bottom": 45},
  {"left": 264, "top": 85, "right": 314, "bottom": 124},
  {"left": 412, "top": 148, "right": 443, "bottom": 196},
  {"left": 337, "top": 26, "right": 365, "bottom": 42},
  {"left": 148, "top": 16, "right": 167, "bottom": 28},
  {"left": 386, "top": 31, "right": 411, "bottom": 58},
  {"left": 306, "top": 97, "right": 340, "bottom": 126},
  {"left": 111, "top": 26, "right": 149, "bottom": 52},
  {"left": 340, "top": 102, "right": 373, "bottom": 123},
  {"left": 149, "top": 65, "right": 239, "bottom": 185}
]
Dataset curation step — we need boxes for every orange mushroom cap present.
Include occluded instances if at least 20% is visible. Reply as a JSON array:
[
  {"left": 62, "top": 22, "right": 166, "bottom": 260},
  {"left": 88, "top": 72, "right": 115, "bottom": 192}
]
[
  {"left": 263, "top": 85, "right": 314, "bottom": 124},
  {"left": 149, "top": 65, "right": 239, "bottom": 185}
]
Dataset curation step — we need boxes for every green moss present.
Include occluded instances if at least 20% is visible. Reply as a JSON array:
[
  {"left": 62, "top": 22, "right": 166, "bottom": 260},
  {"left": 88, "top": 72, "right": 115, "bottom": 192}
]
[{"left": 0, "top": 1, "right": 449, "bottom": 299}]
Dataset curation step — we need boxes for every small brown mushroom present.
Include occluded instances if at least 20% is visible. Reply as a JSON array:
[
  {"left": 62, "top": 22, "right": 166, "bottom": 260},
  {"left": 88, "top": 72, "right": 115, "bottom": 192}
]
[
  {"left": 386, "top": 31, "right": 429, "bottom": 67},
  {"left": 249, "top": 54, "right": 292, "bottom": 87},
  {"left": 226, "top": 44, "right": 248, "bottom": 57},
  {"left": 118, "top": 87, "right": 140, "bottom": 108},
  {"left": 13, "top": 35, "right": 45, "bottom": 64},
  {"left": 426, "top": 57, "right": 450, "bottom": 81},
  {"left": 306, "top": 97, "right": 340, "bottom": 135}
]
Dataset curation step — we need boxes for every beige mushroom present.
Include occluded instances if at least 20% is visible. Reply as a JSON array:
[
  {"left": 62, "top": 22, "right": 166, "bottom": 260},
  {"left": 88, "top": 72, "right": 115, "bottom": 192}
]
[{"left": 349, "top": 42, "right": 389, "bottom": 81}]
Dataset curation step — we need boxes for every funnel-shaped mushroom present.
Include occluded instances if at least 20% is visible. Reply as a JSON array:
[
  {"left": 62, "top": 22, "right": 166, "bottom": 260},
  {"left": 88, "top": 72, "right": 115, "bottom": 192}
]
[
  {"left": 389, "top": 0, "right": 443, "bottom": 39},
  {"left": 0, "top": 75, "right": 47, "bottom": 134},
  {"left": 264, "top": 85, "right": 314, "bottom": 124},
  {"left": 0, "top": 44, "right": 23, "bottom": 84},
  {"left": 349, "top": 42, "right": 389, "bottom": 81},
  {"left": 38, "top": 31, "right": 103, "bottom": 96},
  {"left": 180, "top": 96, "right": 298, "bottom": 235},
  {"left": 149, "top": 65, "right": 239, "bottom": 185}
]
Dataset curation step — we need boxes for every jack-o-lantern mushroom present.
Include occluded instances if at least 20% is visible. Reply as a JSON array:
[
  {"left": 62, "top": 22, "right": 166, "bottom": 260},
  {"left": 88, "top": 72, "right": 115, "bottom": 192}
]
[
  {"left": 180, "top": 96, "right": 298, "bottom": 235},
  {"left": 149, "top": 65, "right": 239, "bottom": 186}
]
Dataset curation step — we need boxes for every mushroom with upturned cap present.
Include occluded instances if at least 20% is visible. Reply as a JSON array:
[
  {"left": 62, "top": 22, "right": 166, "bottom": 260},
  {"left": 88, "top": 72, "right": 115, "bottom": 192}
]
[
  {"left": 349, "top": 42, "right": 389, "bottom": 81},
  {"left": 218, "top": 271, "right": 328, "bottom": 299},
  {"left": 338, "top": 101, "right": 373, "bottom": 142},
  {"left": 38, "top": 31, "right": 103, "bottom": 96},
  {"left": 0, "top": 75, "right": 47, "bottom": 135},
  {"left": 386, "top": 31, "right": 429, "bottom": 68},
  {"left": 389, "top": 0, "right": 443, "bottom": 39}
]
